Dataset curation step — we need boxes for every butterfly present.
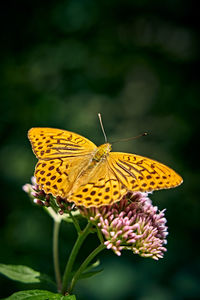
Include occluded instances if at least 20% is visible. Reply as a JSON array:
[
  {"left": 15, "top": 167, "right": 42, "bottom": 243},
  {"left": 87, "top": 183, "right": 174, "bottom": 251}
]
[{"left": 28, "top": 126, "right": 183, "bottom": 208}]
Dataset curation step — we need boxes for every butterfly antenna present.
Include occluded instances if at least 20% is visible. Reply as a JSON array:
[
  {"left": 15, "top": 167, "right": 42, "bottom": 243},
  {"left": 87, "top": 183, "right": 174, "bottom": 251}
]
[
  {"left": 112, "top": 132, "right": 148, "bottom": 144},
  {"left": 98, "top": 113, "right": 108, "bottom": 143}
]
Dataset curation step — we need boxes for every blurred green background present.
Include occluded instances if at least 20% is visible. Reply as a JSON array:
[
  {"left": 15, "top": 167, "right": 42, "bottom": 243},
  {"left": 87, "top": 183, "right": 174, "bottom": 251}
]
[{"left": 0, "top": 0, "right": 199, "bottom": 299}]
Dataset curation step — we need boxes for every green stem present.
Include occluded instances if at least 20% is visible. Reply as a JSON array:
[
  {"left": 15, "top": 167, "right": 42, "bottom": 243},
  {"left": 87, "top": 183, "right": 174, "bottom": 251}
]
[
  {"left": 53, "top": 220, "right": 62, "bottom": 292},
  {"left": 61, "top": 222, "right": 92, "bottom": 294},
  {"left": 68, "top": 210, "right": 81, "bottom": 233},
  {"left": 68, "top": 243, "right": 106, "bottom": 294},
  {"left": 96, "top": 226, "right": 104, "bottom": 244}
]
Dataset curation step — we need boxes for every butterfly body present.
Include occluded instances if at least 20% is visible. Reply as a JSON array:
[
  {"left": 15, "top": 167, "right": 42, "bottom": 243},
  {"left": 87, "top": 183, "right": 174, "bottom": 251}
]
[
  {"left": 28, "top": 127, "right": 183, "bottom": 207},
  {"left": 93, "top": 143, "right": 112, "bottom": 161}
]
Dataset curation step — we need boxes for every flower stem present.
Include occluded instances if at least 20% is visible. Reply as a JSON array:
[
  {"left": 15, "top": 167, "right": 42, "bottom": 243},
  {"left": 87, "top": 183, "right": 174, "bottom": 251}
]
[
  {"left": 53, "top": 220, "right": 62, "bottom": 292},
  {"left": 68, "top": 243, "right": 106, "bottom": 293},
  {"left": 68, "top": 210, "right": 81, "bottom": 233},
  {"left": 96, "top": 226, "right": 104, "bottom": 244},
  {"left": 61, "top": 222, "right": 93, "bottom": 294}
]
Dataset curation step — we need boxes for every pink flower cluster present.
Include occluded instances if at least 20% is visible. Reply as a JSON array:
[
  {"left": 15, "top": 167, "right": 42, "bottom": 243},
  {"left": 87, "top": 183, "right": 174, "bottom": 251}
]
[
  {"left": 80, "top": 192, "right": 168, "bottom": 260},
  {"left": 22, "top": 177, "right": 72, "bottom": 213},
  {"left": 23, "top": 177, "right": 51, "bottom": 206}
]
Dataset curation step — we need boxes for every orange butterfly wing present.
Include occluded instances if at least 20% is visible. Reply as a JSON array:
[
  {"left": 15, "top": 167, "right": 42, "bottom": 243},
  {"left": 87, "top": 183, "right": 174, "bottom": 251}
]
[
  {"left": 28, "top": 127, "right": 96, "bottom": 159},
  {"left": 28, "top": 128, "right": 97, "bottom": 198},
  {"left": 107, "top": 152, "right": 183, "bottom": 192}
]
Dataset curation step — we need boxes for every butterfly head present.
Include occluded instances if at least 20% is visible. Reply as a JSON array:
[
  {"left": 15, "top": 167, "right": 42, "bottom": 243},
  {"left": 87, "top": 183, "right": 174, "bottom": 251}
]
[{"left": 93, "top": 143, "right": 112, "bottom": 161}]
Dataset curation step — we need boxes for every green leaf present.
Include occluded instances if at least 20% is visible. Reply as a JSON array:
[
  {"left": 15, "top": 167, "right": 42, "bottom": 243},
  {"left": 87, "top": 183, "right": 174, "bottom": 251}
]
[
  {"left": 84, "top": 259, "right": 100, "bottom": 273},
  {"left": 78, "top": 259, "right": 103, "bottom": 279},
  {"left": 71, "top": 259, "right": 102, "bottom": 280},
  {"left": 0, "top": 264, "right": 54, "bottom": 285},
  {"left": 79, "top": 268, "right": 103, "bottom": 279},
  {"left": 5, "top": 290, "right": 76, "bottom": 300}
]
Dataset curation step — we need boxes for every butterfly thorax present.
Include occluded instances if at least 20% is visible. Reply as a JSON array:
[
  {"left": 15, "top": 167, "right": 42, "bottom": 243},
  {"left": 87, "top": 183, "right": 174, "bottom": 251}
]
[{"left": 93, "top": 143, "right": 112, "bottom": 162}]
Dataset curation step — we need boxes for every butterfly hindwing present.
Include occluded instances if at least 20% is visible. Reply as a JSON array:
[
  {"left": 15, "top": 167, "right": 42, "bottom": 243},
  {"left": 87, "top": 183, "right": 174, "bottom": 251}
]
[
  {"left": 68, "top": 160, "right": 127, "bottom": 207},
  {"left": 35, "top": 155, "right": 94, "bottom": 198}
]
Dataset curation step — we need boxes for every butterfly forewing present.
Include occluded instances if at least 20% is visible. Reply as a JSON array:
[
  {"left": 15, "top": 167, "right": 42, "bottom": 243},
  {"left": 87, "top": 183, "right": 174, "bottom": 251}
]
[
  {"left": 28, "top": 127, "right": 97, "bottom": 159},
  {"left": 108, "top": 152, "right": 183, "bottom": 193}
]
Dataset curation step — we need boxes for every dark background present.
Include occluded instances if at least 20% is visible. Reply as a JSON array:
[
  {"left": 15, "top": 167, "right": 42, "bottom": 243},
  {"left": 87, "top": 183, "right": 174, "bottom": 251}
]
[{"left": 0, "top": 0, "right": 199, "bottom": 299}]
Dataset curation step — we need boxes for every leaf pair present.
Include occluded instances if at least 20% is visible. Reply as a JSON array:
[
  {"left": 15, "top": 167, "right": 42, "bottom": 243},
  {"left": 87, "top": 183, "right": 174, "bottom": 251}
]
[
  {"left": 0, "top": 264, "right": 75, "bottom": 300},
  {"left": 0, "top": 262, "right": 102, "bottom": 299}
]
